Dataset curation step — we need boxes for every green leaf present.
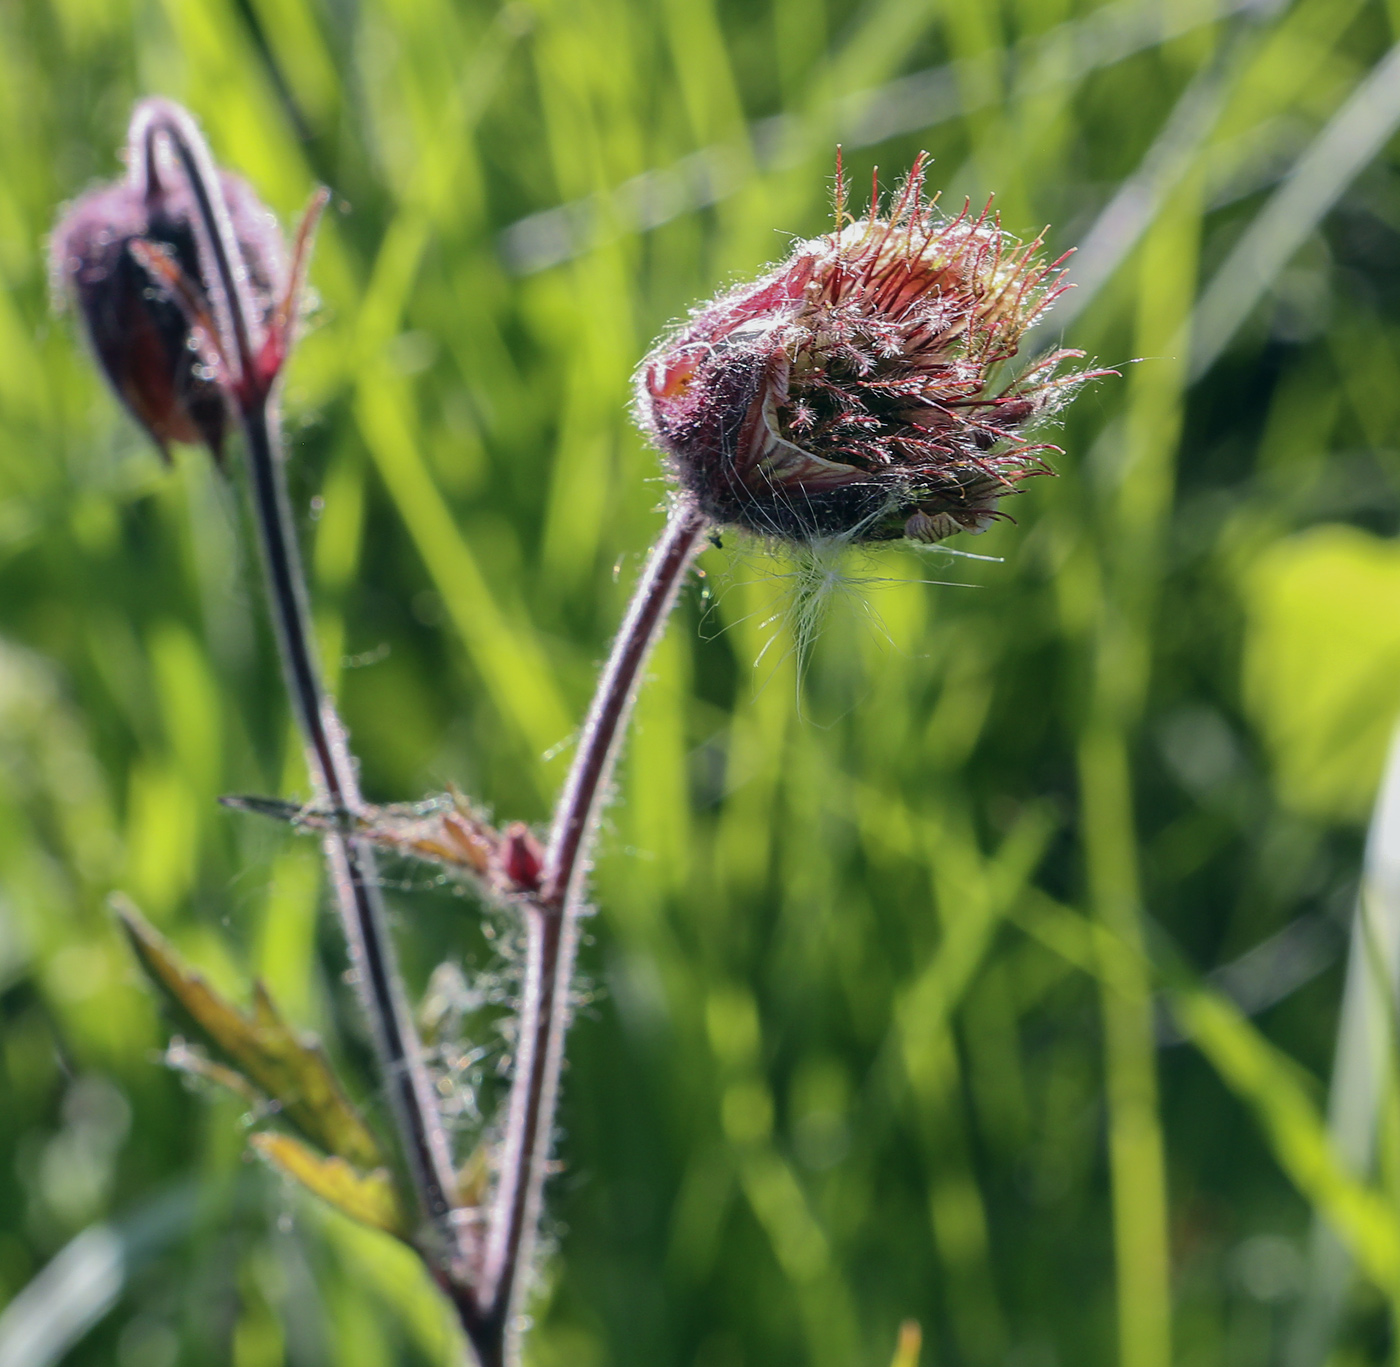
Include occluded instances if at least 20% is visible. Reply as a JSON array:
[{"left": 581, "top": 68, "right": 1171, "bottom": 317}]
[
  {"left": 113, "top": 895, "right": 386, "bottom": 1171},
  {"left": 1017, "top": 893, "right": 1400, "bottom": 1294},
  {"left": 1166, "top": 981, "right": 1400, "bottom": 1293},
  {"left": 251, "top": 1132, "right": 411, "bottom": 1241}
]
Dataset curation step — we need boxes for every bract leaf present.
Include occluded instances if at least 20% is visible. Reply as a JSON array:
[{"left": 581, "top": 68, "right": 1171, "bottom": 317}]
[
  {"left": 251, "top": 1132, "right": 411, "bottom": 1241},
  {"left": 220, "top": 789, "right": 499, "bottom": 882},
  {"left": 114, "top": 895, "right": 385, "bottom": 1171}
]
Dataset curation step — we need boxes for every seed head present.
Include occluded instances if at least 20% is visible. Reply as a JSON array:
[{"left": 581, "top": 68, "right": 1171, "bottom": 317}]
[
  {"left": 635, "top": 154, "right": 1106, "bottom": 545},
  {"left": 49, "top": 100, "right": 286, "bottom": 461}
]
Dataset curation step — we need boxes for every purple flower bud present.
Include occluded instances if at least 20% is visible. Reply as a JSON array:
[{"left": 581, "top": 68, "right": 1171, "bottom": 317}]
[
  {"left": 49, "top": 102, "right": 286, "bottom": 461},
  {"left": 634, "top": 155, "right": 1108, "bottom": 545}
]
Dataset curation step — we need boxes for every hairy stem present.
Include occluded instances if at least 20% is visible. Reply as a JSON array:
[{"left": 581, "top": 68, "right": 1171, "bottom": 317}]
[
  {"left": 129, "top": 100, "right": 258, "bottom": 387},
  {"left": 137, "top": 101, "right": 466, "bottom": 1268},
  {"left": 464, "top": 502, "right": 707, "bottom": 1357},
  {"left": 240, "top": 402, "right": 464, "bottom": 1259},
  {"left": 136, "top": 96, "right": 711, "bottom": 1367}
]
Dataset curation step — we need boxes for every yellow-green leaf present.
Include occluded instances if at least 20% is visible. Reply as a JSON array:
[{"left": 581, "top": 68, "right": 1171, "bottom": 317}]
[
  {"left": 251, "top": 1132, "right": 411, "bottom": 1241},
  {"left": 114, "top": 895, "right": 385, "bottom": 1171},
  {"left": 1241, "top": 525, "right": 1400, "bottom": 820}
]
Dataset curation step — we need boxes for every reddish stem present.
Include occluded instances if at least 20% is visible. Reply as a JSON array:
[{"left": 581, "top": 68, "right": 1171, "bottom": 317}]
[
  {"left": 132, "top": 96, "right": 710, "bottom": 1367},
  {"left": 130, "top": 100, "right": 467, "bottom": 1272},
  {"left": 461, "top": 502, "right": 707, "bottom": 1356}
]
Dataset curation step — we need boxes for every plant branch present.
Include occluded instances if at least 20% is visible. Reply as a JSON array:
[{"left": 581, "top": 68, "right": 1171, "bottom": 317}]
[
  {"left": 134, "top": 97, "right": 711, "bottom": 1366},
  {"left": 239, "top": 402, "right": 464, "bottom": 1257},
  {"left": 466, "top": 501, "right": 708, "bottom": 1354},
  {"left": 136, "top": 103, "right": 467, "bottom": 1271}
]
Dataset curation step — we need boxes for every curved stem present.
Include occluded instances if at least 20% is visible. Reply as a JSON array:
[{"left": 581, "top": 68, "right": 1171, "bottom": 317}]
[
  {"left": 468, "top": 501, "right": 707, "bottom": 1353},
  {"left": 128, "top": 100, "right": 258, "bottom": 388},
  {"left": 241, "top": 403, "right": 464, "bottom": 1259},
  {"left": 131, "top": 96, "right": 712, "bottom": 1367},
  {"left": 138, "top": 102, "right": 466, "bottom": 1271}
]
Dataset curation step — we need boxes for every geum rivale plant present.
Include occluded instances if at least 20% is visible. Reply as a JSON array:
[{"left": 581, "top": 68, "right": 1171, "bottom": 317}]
[{"left": 50, "top": 102, "right": 1106, "bottom": 1366}]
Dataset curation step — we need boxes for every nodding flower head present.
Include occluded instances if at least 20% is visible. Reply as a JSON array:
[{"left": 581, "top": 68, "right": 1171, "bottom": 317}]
[
  {"left": 49, "top": 99, "right": 287, "bottom": 462},
  {"left": 634, "top": 153, "right": 1108, "bottom": 546}
]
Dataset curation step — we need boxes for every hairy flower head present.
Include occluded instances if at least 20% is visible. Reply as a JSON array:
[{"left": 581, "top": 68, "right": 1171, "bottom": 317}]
[
  {"left": 635, "top": 154, "right": 1106, "bottom": 545},
  {"left": 49, "top": 100, "right": 286, "bottom": 461}
]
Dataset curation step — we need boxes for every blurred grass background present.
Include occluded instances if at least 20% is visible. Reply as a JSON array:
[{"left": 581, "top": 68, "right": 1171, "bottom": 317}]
[{"left": 3, "top": 0, "right": 1400, "bottom": 1364}]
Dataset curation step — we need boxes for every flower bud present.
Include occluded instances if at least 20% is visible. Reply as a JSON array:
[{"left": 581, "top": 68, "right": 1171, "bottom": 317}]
[
  {"left": 49, "top": 103, "right": 286, "bottom": 460},
  {"left": 635, "top": 155, "right": 1105, "bottom": 545}
]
